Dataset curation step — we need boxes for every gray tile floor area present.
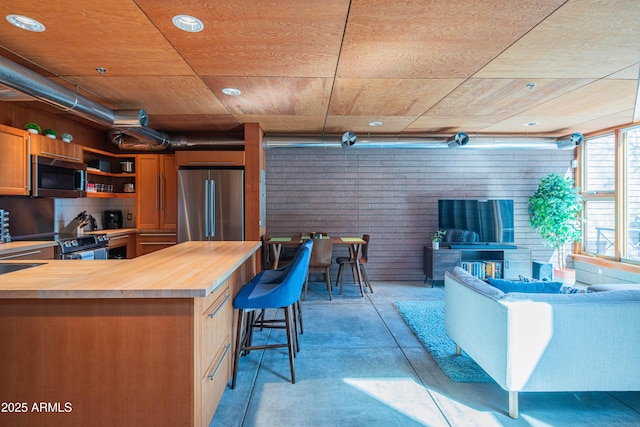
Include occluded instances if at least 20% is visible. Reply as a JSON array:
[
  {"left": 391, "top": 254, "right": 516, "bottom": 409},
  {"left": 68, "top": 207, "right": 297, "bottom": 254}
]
[{"left": 212, "top": 280, "right": 640, "bottom": 426}]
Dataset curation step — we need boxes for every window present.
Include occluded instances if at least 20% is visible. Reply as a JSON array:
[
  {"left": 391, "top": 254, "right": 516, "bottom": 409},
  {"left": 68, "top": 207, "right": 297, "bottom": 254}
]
[
  {"left": 581, "top": 133, "right": 616, "bottom": 256},
  {"left": 581, "top": 125, "right": 640, "bottom": 265},
  {"left": 623, "top": 127, "right": 640, "bottom": 261}
]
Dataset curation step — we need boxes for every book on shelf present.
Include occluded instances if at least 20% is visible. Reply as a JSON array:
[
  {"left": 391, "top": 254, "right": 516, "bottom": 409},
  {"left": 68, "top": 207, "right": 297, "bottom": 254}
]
[{"left": 460, "top": 260, "right": 503, "bottom": 280}]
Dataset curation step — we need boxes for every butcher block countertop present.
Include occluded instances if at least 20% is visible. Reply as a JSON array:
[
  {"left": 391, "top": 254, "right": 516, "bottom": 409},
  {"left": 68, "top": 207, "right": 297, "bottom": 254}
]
[
  {"left": 0, "top": 240, "right": 58, "bottom": 255},
  {"left": 0, "top": 240, "right": 261, "bottom": 299}
]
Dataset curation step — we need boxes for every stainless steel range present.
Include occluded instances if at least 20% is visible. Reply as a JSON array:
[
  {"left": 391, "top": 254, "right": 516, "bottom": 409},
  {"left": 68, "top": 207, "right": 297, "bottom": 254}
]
[{"left": 56, "top": 234, "right": 109, "bottom": 260}]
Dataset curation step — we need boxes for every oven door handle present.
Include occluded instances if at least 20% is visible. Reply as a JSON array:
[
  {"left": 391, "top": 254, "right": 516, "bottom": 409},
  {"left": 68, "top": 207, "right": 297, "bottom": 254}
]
[{"left": 63, "top": 247, "right": 108, "bottom": 260}]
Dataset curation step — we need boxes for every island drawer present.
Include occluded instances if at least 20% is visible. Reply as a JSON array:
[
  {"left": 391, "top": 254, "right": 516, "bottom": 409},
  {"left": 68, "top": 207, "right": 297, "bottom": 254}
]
[
  {"left": 201, "top": 337, "right": 232, "bottom": 426},
  {"left": 200, "top": 285, "right": 232, "bottom": 375}
]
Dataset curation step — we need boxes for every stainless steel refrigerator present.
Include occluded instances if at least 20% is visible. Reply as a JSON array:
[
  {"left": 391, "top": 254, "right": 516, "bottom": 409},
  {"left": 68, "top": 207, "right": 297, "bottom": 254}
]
[{"left": 177, "top": 168, "right": 244, "bottom": 242}]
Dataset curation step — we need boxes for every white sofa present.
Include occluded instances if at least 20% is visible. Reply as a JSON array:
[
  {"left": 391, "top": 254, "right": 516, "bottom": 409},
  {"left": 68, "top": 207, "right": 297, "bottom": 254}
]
[{"left": 444, "top": 267, "right": 640, "bottom": 418}]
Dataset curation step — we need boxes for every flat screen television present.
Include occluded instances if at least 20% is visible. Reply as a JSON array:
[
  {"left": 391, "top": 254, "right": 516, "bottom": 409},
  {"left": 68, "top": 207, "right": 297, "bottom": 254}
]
[{"left": 438, "top": 199, "right": 515, "bottom": 244}]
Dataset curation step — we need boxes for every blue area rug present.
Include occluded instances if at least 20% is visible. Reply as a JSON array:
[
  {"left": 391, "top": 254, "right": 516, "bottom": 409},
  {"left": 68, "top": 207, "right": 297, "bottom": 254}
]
[{"left": 394, "top": 300, "right": 493, "bottom": 383}]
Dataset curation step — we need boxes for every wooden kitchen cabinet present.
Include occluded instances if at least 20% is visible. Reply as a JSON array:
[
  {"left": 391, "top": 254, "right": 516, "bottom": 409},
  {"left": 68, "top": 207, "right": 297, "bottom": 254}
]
[
  {"left": 136, "top": 232, "right": 177, "bottom": 257},
  {"left": 0, "top": 125, "right": 29, "bottom": 196},
  {"left": 176, "top": 150, "right": 245, "bottom": 167},
  {"left": 107, "top": 232, "right": 136, "bottom": 259},
  {"left": 136, "top": 154, "right": 177, "bottom": 229},
  {"left": 29, "top": 132, "right": 83, "bottom": 163},
  {"left": 0, "top": 246, "right": 55, "bottom": 260}
]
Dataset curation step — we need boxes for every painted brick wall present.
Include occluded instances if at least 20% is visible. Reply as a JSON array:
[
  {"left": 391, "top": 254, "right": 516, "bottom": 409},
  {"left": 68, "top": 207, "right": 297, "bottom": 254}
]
[{"left": 266, "top": 147, "right": 575, "bottom": 281}]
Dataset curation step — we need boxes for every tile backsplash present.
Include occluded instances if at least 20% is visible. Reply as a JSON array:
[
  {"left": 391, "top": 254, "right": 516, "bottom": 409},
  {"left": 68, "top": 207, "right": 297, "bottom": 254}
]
[{"left": 54, "top": 198, "right": 136, "bottom": 231}]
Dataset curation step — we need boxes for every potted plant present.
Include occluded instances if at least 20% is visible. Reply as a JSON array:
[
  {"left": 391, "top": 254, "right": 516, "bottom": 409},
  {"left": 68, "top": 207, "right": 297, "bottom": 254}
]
[
  {"left": 61, "top": 133, "right": 73, "bottom": 143},
  {"left": 431, "top": 229, "right": 446, "bottom": 250},
  {"left": 43, "top": 129, "right": 57, "bottom": 139},
  {"left": 24, "top": 123, "right": 41, "bottom": 134},
  {"left": 528, "top": 173, "right": 583, "bottom": 284}
]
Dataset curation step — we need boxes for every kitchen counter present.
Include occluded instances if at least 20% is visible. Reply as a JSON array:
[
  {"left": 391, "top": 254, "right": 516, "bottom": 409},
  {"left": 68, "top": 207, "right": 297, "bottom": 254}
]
[
  {"left": 0, "top": 228, "right": 139, "bottom": 258},
  {"left": 0, "top": 240, "right": 58, "bottom": 256},
  {"left": 0, "top": 240, "right": 260, "bottom": 298},
  {"left": 0, "top": 240, "right": 260, "bottom": 427}
]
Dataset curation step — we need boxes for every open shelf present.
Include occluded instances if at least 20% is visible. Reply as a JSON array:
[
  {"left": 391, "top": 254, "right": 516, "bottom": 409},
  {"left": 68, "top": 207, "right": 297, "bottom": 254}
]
[{"left": 83, "top": 147, "right": 136, "bottom": 198}]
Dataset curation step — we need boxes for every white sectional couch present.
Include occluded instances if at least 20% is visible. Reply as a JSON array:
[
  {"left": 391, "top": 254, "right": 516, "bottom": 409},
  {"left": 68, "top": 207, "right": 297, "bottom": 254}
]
[{"left": 444, "top": 267, "right": 640, "bottom": 418}]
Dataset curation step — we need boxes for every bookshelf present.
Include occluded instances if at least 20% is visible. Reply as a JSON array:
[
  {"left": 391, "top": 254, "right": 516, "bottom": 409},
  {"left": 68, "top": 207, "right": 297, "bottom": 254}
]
[{"left": 423, "top": 246, "right": 531, "bottom": 285}]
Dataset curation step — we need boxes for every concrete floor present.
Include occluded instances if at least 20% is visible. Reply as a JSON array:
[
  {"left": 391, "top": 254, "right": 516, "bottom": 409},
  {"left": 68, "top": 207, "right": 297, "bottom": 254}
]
[{"left": 211, "top": 280, "right": 640, "bottom": 426}]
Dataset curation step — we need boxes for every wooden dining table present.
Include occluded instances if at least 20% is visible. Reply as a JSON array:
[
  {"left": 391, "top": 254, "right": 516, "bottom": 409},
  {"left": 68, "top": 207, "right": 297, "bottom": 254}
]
[{"left": 266, "top": 235, "right": 368, "bottom": 296}]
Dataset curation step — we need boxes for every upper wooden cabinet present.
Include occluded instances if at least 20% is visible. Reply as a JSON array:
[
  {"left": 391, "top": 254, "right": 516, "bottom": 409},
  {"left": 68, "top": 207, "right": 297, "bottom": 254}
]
[
  {"left": 29, "top": 132, "right": 83, "bottom": 163},
  {"left": 0, "top": 125, "right": 29, "bottom": 196},
  {"left": 175, "top": 150, "right": 244, "bottom": 167},
  {"left": 136, "top": 154, "right": 177, "bottom": 229}
]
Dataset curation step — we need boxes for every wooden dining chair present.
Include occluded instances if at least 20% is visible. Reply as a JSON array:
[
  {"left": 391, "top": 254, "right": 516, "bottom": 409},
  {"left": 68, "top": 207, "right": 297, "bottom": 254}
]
[
  {"left": 304, "top": 238, "right": 334, "bottom": 300},
  {"left": 335, "top": 234, "right": 372, "bottom": 295}
]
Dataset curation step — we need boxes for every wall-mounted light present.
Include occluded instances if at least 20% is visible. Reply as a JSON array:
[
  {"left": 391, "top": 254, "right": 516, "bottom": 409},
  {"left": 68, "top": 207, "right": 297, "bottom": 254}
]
[{"left": 556, "top": 132, "right": 584, "bottom": 150}]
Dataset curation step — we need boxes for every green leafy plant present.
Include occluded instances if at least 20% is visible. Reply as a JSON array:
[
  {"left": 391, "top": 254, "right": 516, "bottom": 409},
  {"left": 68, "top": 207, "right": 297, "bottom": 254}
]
[
  {"left": 24, "top": 122, "right": 41, "bottom": 133},
  {"left": 43, "top": 128, "right": 57, "bottom": 137},
  {"left": 432, "top": 229, "right": 447, "bottom": 242},
  {"left": 528, "top": 173, "right": 583, "bottom": 271}
]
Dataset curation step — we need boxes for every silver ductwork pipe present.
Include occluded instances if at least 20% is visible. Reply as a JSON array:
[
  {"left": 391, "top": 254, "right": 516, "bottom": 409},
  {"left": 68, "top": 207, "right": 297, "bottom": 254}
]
[
  {"left": 0, "top": 56, "right": 115, "bottom": 128},
  {"left": 0, "top": 56, "right": 175, "bottom": 149},
  {"left": 265, "top": 135, "right": 449, "bottom": 148},
  {"left": 265, "top": 134, "right": 562, "bottom": 149}
]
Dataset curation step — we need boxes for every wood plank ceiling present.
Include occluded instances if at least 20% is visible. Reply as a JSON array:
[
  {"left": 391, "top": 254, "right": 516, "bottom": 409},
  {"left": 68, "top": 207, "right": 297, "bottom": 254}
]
[{"left": 0, "top": 0, "right": 638, "bottom": 141}]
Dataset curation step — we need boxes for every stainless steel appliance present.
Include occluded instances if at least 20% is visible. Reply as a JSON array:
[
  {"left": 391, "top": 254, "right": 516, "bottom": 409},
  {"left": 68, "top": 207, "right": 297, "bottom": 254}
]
[
  {"left": 0, "top": 197, "right": 54, "bottom": 241},
  {"left": 56, "top": 234, "right": 109, "bottom": 259},
  {"left": 0, "top": 209, "right": 9, "bottom": 243},
  {"left": 32, "top": 155, "right": 86, "bottom": 198},
  {"left": 177, "top": 168, "right": 244, "bottom": 242}
]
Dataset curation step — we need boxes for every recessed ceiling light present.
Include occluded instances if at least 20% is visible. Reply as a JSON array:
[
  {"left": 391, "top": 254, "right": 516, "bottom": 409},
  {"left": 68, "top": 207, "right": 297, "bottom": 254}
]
[
  {"left": 221, "top": 87, "right": 241, "bottom": 96},
  {"left": 369, "top": 121, "right": 383, "bottom": 127},
  {"left": 526, "top": 83, "right": 536, "bottom": 90},
  {"left": 95, "top": 67, "right": 107, "bottom": 74},
  {"left": 524, "top": 121, "right": 539, "bottom": 127},
  {"left": 6, "top": 14, "right": 45, "bottom": 32},
  {"left": 172, "top": 14, "right": 204, "bottom": 32}
]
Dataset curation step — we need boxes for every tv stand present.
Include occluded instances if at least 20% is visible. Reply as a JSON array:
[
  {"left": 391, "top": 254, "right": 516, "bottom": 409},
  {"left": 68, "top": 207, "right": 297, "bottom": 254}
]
[
  {"left": 423, "top": 245, "right": 531, "bottom": 285},
  {"left": 449, "top": 243, "right": 518, "bottom": 249}
]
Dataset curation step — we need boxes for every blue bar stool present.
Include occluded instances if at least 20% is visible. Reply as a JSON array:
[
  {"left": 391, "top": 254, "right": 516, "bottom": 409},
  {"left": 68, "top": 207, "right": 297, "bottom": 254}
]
[{"left": 231, "top": 240, "right": 312, "bottom": 388}]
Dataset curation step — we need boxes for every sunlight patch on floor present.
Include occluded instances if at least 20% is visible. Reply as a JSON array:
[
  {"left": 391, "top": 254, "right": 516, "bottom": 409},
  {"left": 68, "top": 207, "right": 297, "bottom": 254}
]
[
  {"left": 343, "top": 377, "right": 448, "bottom": 426},
  {"left": 428, "top": 388, "right": 511, "bottom": 425}
]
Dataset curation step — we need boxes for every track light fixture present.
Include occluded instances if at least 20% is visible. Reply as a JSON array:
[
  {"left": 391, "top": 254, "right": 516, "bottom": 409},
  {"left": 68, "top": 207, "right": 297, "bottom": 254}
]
[
  {"left": 447, "top": 132, "right": 469, "bottom": 147},
  {"left": 556, "top": 132, "right": 584, "bottom": 150},
  {"left": 341, "top": 131, "right": 357, "bottom": 147}
]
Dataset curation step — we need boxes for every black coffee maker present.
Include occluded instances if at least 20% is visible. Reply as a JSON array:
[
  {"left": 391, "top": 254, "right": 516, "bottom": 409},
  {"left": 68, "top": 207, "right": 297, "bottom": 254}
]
[{"left": 104, "top": 210, "right": 123, "bottom": 229}]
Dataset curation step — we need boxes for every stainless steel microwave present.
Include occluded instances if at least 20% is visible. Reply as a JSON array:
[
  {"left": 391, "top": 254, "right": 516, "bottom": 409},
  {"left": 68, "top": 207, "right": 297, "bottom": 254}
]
[{"left": 31, "top": 156, "right": 86, "bottom": 198}]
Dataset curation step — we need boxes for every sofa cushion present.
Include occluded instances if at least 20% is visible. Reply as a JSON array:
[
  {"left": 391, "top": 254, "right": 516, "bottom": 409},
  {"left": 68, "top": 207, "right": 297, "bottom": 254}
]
[
  {"left": 487, "top": 278, "right": 563, "bottom": 294},
  {"left": 451, "top": 266, "right": 505, "bottom": 299},
  {"left": 502, "top": 289, "right": 640, "bottom": 303},
  {"left": 588, "top": 283, "right": 640, "bottom": 292}
]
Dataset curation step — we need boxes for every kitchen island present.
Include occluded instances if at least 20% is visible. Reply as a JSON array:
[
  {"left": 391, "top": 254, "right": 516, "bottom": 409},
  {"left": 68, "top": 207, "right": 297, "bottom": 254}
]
[{"left": 0, "top": 241, "right": 260, "bottom": 427}]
